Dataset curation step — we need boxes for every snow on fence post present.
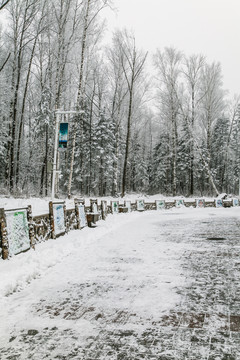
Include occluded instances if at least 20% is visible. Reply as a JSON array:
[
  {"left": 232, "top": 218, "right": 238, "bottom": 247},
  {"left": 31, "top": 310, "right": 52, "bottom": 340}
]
[
  {"left": 49, "top": 201, "right": 66, "bottom": 239},
  {"left": 27, "top": 205, "right": 35, "bottom": 250},
  {"left": 90, "top": 199, "right": 99, "bottom": 214},
  {"left": 101, "top": 200, "right": 107, "bottom": 220},
  {"left": 74, "top": 198, "right": 87, "bottom": 229},
  {"left": 111, "top": 201, "right": 119, "bottom": 214},
  {"left": 0, "top": 208, "right": 8, "bottom": 259},
  {"left": 136, "top": 199, "right": 145, "bottom": 211},
  {"left": 86, "top": 199, "right": 100, "bottom": 227}
]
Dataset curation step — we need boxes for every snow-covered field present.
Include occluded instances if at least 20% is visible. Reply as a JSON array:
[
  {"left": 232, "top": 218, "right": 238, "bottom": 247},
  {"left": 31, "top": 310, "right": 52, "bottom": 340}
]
[{"left": 1, "top": 206, "right": 240, "bottom": 359}]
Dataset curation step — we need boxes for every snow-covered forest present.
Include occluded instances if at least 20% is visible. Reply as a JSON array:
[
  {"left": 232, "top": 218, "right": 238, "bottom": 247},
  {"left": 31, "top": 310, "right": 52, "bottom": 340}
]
[{"left": 0, "top": 0, "right": 240, "bottom": 198}]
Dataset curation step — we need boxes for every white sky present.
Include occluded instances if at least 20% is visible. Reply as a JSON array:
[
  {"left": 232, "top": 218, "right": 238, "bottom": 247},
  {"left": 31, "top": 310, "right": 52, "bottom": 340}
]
[{"left": 103, "top": 0, "right": 240, "bottom": 97}]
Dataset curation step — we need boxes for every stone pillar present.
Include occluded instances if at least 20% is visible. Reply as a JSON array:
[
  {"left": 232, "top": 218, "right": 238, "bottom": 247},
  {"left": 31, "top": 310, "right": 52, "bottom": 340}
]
[
  {"left": 0, "top": 208, "right": 9, "bottom": 260},
  {"left": 27, "top": 205, "right": 35, "bottom": 250},
  {"left": 49, "top": 201, "right": 55, "bottom": 239},
  {"left": 101, "top": 200, "right": 107, "bottom": 220}
]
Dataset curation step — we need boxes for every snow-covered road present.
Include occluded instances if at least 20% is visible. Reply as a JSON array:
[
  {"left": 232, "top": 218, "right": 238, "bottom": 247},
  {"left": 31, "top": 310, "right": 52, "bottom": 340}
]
[{"left": 0, "top": 208, "right": 240, "bottom": 359}]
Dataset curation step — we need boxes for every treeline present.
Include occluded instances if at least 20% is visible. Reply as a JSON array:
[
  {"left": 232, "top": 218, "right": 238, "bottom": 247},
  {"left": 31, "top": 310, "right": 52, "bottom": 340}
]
[{"left": 0, "top": 0, "right": 239, "bottom": 198}]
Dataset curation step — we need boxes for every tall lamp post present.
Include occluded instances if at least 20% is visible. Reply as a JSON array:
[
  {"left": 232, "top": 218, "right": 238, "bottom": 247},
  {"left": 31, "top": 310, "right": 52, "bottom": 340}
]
[{"left": 51, "top": 109, "right": 78, "bottom": 200}]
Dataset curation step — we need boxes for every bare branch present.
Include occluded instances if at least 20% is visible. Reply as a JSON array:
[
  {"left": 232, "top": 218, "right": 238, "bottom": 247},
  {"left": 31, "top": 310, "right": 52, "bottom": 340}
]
[
  {"left": 0, "top": 0, "right": 10, "bottom": 11},
  {"left": 0, "top": 52, "right": 10, "bottom": 72}
]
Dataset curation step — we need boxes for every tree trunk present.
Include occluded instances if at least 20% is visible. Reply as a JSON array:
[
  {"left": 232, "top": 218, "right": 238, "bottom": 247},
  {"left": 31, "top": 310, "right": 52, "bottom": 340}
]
[
  {"left": 171, "top": 103, "right": 177, "bottom": 196},
  {"left": 189, "top": 89, "right": 195, "bottom": 195},
  {"left": 121, "top": 79, "right": 134, "bottom": 197},
  {"left": 67, "top": 0, "right": 91, "bottom": 198},
  {"left": 88, "top": 84, "right": 95, "bottom": 196},
  {"left": 40, "top": 125, "right": 48, "bottom": 196},
  {"left": 9, "top": 0, "right": 30, "bottom": 193},
  {"left": 16, "top": 36, "right": 38, "bottom": 188}
]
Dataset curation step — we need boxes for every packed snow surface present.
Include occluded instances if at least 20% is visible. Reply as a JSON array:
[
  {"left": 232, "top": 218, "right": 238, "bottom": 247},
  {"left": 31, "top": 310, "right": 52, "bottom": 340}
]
[{"left": 0, "top": 207, "right": 240, "bottom": 359}]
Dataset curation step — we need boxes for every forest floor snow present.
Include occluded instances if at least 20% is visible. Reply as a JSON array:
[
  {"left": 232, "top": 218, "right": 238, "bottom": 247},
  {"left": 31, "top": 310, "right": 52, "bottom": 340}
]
[{"left": 0, "top": 207, "right": 240, "bottom": 359}]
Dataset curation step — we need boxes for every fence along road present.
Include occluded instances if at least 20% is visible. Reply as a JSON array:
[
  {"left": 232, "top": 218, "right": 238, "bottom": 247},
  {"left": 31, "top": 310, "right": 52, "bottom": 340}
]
[{"left": 0, "top": 197, "right": 237, "bottom": 259}]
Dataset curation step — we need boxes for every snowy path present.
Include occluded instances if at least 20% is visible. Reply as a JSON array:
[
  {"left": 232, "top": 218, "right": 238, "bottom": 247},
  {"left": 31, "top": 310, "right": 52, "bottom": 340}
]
[{"left": 0, "top": 208, "right": 240, "bottom": 359}]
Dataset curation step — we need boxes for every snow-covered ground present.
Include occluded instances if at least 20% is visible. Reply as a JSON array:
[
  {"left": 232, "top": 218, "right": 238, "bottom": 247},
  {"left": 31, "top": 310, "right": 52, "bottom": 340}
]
[{"left": 0, "top": 207, "right": 240, "bottom": 359}]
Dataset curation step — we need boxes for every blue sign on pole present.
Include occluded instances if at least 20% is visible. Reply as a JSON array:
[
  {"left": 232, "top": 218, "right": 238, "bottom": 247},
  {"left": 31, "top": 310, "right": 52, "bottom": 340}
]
[{"left": 59, "top": 123, "right": 68, "bottom": 148}]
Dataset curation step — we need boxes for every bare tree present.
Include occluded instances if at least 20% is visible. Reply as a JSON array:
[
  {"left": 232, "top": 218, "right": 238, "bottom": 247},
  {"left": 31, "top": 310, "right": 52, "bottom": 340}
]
[
  {"left": 182, "top": 54, "right": 205, "bottom": 195},
  {"left": 0, "top": 0, "right": 10, "bottom": 11},
  {"left": 105, "top": 37, "right": 129, "bottom": 195},
  {"left": 221, "top": 96, "right": 240, "bottom": 190},
  {"left": 0, "top": 52, "right": 10, "bottom": 72},
  {"left": 112, "top": 30, "right": 147, "bottom": 197},
  {"left": 154, "top": 47, "right": 182, "bottom": 196},
  {"left": 200, "top": 61, "right": 226, "bottom": 193},
  {"left": 0, "top": 0, "right": 11, "bottom": 72},
  {"left": 0, "top": 3, "right": 11, "bottom": 72},
  {"left": 67, "top": 0, "right": 111, "bottom": 198},
  {"left": 67, "top": 0, "right": 91, "bottom": 198},
  {"left": 7, "top": 0, "right": 40, "bottom": 192},
  {"left": 15, "top": 0, "right": 48, "bottom": 187}
]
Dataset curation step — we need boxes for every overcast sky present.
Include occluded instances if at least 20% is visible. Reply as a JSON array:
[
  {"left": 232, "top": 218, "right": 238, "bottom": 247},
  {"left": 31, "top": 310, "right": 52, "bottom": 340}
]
[{"left": 103, "top": 0, "right": 240, "bottom": 97}]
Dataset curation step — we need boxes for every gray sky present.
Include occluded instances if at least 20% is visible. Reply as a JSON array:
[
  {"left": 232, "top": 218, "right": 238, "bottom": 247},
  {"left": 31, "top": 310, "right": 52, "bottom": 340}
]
[{"left": 103, "top": 0, "right": 240, "bottom": 97}]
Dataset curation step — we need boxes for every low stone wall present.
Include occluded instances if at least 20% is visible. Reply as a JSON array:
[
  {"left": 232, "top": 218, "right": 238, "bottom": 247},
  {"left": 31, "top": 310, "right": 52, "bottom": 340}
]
[
  {"left": 205, "top": 201, "right": 216, "bottom": 208},
  {"left": 145, "top": 202, "right": 156, "bottom": 211},
  {"left": 33, "top": 213, "right": 51, "bottom": 244},
  {"left": 184, "top": 201, "right": 196, "bottom": 208},
  {"left": 165, "top": 201, "right": 175, "bottom": 209},
  {"left": 65, "top": 208, "right": 78, "bottom": 232}
]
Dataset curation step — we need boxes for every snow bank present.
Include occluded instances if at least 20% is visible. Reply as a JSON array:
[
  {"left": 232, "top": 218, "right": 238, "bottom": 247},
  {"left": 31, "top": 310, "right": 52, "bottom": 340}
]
[{"left": 0, "top": 212, "right": 142, "bottom": 298}]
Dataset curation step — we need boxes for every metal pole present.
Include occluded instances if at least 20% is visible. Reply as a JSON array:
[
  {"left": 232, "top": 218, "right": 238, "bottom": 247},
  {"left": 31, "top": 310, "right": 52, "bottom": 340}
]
[
  {"left": 51, "top": 110, "right": 60, "bottom": 200},
  {"left": 239, "top": 175, "right": 240, "bottom": 197},
  {"left": 51, "top": 109, "right": 82, "bottom": 200}
]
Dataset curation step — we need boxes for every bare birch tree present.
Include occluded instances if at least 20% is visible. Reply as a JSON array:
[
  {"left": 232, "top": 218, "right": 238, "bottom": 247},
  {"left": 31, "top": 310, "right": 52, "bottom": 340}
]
[
  {"left": 106, "top": 36, "right": 129, "bottom": 195},
  {"left": 199, "top": 62, "right": 226, "bottom": 193},
  {"left": 182, "top": 54, "right": 205, "bottom": 194},
  {"left": 15, "top": 0, "right": 48, "bottom": 187},
  {"left": 0, "top": 0, "right": 10, "bottom": 10},
  {"left": 7, "top": 0, "right": 40, "bottom": 192},
  {"left": 154, "top": 47, "right": 182, "bottom": 196},
  {"left": 221, "top": 96, "right": 240, "bottom": 190},
  {"left": 112, "top": 29, "right": 147, "bottom": 197},
  {"left": 67, "top": 0, "right": 110, "bottom": 198}
]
